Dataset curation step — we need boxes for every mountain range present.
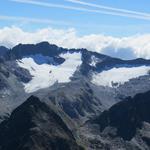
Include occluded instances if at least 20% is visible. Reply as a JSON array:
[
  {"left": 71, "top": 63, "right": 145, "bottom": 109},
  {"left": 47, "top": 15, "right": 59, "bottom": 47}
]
[{"left": 0, "top": 42, "right": 150, "bottom": 149}]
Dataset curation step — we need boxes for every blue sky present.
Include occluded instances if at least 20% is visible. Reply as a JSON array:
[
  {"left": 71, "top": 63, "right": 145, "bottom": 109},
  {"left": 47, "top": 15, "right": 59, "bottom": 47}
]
[{"left": 0, "top": 0, "right": 150, "bottom": 36}]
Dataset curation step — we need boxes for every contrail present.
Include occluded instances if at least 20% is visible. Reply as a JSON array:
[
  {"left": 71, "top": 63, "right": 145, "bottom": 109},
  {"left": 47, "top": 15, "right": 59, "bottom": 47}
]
[
  {"left": 0, "top": 15, "right": 72, "bottom": 25},
  {"left": 11, "top": 0, "right": 150, "bottom": 20},
  {"left": 67, "top": 0, "right": 150, "bottom": 17}
]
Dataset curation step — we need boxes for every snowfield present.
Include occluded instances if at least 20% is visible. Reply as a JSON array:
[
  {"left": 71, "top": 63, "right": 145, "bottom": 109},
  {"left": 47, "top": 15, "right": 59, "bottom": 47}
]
[
  {"left": 17, "top": 52, "right": 82, "bottom": 93},
  {"left": 92, "top": 66, "right": 150, "bottom": 87}
]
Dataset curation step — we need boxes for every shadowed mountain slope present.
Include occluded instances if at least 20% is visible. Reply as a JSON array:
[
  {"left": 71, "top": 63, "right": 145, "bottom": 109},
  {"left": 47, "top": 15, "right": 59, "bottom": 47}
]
[{"left": 0, "top": 96, "right": 84, "bottom": 150}]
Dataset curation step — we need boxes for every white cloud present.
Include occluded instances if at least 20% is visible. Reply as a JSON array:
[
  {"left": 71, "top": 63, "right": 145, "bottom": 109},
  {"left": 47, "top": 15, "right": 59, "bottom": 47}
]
[{"left": 1, "top": 26, "right": 150, "bottom": 59}]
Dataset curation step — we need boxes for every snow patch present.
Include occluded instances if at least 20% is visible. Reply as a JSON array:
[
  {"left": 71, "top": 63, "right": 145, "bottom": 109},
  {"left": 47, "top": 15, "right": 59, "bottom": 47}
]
[
  {"left": 90, "top": 56, "right": 99, "bottom": 67},
  {"left": 17, "top": 52, "right": 82, "bottom": 93},
  {"left": 92, "top": 66, "right": 150, "bottom": 87}
]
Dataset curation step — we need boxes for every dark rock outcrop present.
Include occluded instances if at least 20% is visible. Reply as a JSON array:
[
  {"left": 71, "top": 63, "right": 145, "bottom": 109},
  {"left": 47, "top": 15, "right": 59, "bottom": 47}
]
[
  {"left": 95, "top": 90, "right": 150, "bottom": 140},
  {"left": 0, "top": 96, "right": 84, "bottom": 150},
  {"left": 0, "top": 46, "right": 9, "bottom": 57}
]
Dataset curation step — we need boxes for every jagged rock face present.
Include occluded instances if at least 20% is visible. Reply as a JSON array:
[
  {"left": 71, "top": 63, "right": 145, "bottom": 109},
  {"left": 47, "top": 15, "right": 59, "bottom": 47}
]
[
  {"left": 0, "top": 61, "right": 29, "bottom": 121},
  {"left": 6, "top": 42, "right": 63, "bottom": 59},
  {"left": 0, "top": 96, "right": 84, "bottom": 150},
  {"left": 79, "top": 90, "right": 150, "bottom": 150},
  {"left": 0, "top": 46, "right": 9, "bottom": 57},
  {"left": 40, "top": 79, "right": 117, "bottom": 123},
  {"left": 95, "top": 90, "right": 150, "bottom": 140}
]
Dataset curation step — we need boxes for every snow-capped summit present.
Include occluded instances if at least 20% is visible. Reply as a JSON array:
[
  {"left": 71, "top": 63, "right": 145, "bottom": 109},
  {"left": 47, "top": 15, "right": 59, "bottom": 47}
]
[{"left": 2, "top": 41, "right": 150, "bottom": 94}]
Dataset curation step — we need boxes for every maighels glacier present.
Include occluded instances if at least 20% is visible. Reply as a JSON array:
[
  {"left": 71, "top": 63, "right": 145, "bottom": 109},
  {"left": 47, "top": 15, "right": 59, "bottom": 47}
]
[{"left": 17, "top": 52, "right": 82, "bottom": 93}]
